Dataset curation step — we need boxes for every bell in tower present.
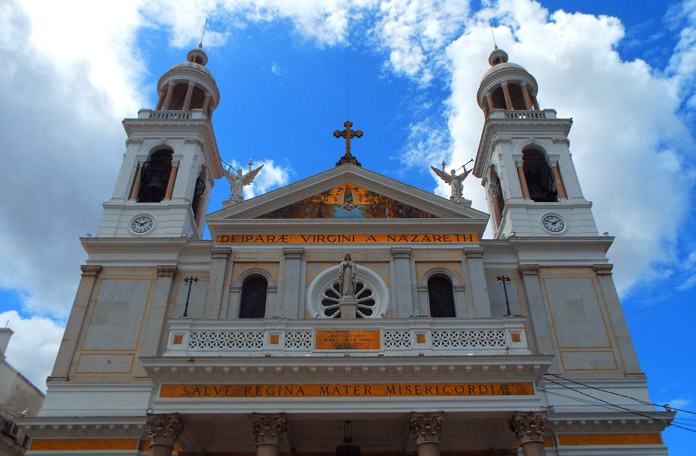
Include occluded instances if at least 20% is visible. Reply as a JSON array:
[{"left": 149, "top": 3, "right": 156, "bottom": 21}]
[
  {"left": 472, "top": 48, "right": 597, "bottom": 239},
  {"left": 97, "top": 47, "right": 223, "bottom": 239}
]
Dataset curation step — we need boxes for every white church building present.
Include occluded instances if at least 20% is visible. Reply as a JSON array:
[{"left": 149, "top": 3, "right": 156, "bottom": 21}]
[{"left": 21, "top": 46, "right": 673, "bottom": 456}]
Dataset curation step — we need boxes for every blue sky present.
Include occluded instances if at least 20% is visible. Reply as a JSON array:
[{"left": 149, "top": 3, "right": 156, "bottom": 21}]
[{"left": 1, "top": 0, "right": 695, "bottom": 453}]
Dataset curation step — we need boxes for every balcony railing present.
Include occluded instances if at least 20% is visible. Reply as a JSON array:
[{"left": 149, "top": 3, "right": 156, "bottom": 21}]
[
  {"left": 488, "top": 109, "right": 557, "bottom": 120},
  {"left": 164, "top": 317, "right": 530, "bottom": 357},
  {"left": 137, "top": 109, "right": 208, "bottom": 120}
]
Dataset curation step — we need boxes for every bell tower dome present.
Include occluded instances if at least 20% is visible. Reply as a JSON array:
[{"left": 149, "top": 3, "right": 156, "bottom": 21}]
[
  {"left": 97, "top": 48, "right": 223, "bottom": 240},
  {"left": 473, "top": 48, "right": 598, "bottom": 239}
]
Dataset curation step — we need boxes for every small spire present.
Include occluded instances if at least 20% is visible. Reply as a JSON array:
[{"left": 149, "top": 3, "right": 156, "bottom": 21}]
[{"left": 199, "top": 19, "right": 208, "bottom": 49}]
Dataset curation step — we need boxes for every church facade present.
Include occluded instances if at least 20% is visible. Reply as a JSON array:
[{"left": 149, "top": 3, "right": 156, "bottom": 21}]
[{"left": 21, "top": 47, "right": 673, "bottom": 455}]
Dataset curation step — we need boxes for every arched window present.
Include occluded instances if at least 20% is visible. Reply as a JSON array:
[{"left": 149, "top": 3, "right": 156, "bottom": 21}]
[
  {"left": 428, "top": 276, "right": 455, "bottom": 317},
  {"left": 523, "top": 149, "right": 558, "bottom": 202},
  {"left": 491, "top": 86, "right": 506, "bottom": 109},
  {"left": 137, "top": 149, "right": 173, "bottom": 202},
  {"left": 507, "top": 84, "right": 526, "bottom": 110},
  {"left": 239, "top": 276, "right": 268, "bottom": 318}
]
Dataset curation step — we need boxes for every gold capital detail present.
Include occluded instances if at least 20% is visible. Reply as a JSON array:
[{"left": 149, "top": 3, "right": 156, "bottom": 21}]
[
  {"left": 409, "top": 412, "right": 444, "bottom": 445},
  {"left": 334, "top": 120, "right": 363, "bottom": 166},
  {"left": 146, "top": 413, "right": 184, "bottom": 447},
  {"left": 509, "top": 411, "right": 547, "bottom": 444},
  {"left": 251, "top": 413, "right": 287, "bottom": 446}
]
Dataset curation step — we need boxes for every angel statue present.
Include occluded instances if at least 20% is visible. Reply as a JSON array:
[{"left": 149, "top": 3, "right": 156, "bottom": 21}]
[
  {"left": 221, "top": 160, "right": 264, "bottom": 206},
  {"left": 431, "top": 159, "right": 473, "bottom": 203}
]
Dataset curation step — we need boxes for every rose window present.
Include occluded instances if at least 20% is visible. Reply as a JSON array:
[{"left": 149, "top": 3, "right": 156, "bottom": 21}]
[{"left": 320, "top": 281, "right": 376, "bottom": 318}]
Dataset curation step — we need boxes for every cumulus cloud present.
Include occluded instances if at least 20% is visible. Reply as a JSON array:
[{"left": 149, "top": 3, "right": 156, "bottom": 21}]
[
  {"left": 223, "top": 159, "right": 291, "bottom": 199},
  {"left": 1, "top": 311, "right": 64, "bottom": 392},
  {"left": 0, "top": 1, "right": 136, "bottom": 317},
  {"left": 443, "top": 1, "right": 693, "bottom": 293}
]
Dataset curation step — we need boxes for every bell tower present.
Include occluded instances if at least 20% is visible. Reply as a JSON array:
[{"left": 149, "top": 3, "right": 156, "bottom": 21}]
[
  {"left": 473, "top": 48, "right": 598, "bottom": 239},
  {"left": 97, "top": 48, "right": 223, "bottom": 240}
]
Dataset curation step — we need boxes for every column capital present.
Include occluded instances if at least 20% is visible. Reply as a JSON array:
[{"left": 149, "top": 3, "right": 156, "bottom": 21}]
[
  {"left": 517, "top": 264, "right": 540, "bottom": 276},
  {"left": 390, "top": 247, "right": 412, "bottom": 259},
  {"left": 146, "top": 413, "right": 184, "bottom": 447},
  {"left": 547, "top": 159, "right": 559, "bottom": 168},
  {"left": 211, "top": 246, "right": 232, "bottom": 259},
  {"left": 464, "top": 249, "right": 484, "bottom": 259},
  {"left": 509, "top": 411, "right": 547, "bottom": 445},
  {"left": 515, "top": 160, "right": 524, "bottom": 168},
  {"left": 592, "top": 264, "right": 613, "bottom": 276},
  {"left": 409, "top": 412, "right": 444, "bottom": 445},
  {"left": 283, "top": 247, "right": 305, "bottom": 259},
  {"left": 156, "top": 266, "right": 178, "bottom": 278},
  {"left": 251, "top": 413, "right": 287, "bottom": 446},
  {"left": 80, "top": 265, "right": 102, "bottom": 277}
]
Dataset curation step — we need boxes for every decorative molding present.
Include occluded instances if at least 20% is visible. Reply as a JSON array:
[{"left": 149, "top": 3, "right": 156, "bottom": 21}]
[
  {"left": 517, "top": 264, "right": 540, "bottom": 276},
  {"left": 210, "top": 246, "right": 232, "bottom": 259},
  {"left": 464, "top": 250, "right": 484, "bottom": 260},
  {"left": 80, "top": 265, "right": 103, "bottom": 277},
  {"left": 283, "top": 247, "right": 305, "bottom": 260},
  {"left": 250, "top": 413, "right": 287, "bottom": 445},
  {"left": 409, "top": 412, "right": 444, "bottom": 445},
  {"left": 509, "top": 411, "right": 547, "bottom": 444},
  {"left": 390, "top": 247, "right": 412, "bottom": 259},
  {"left": 146, "top": 413, "right": 184, "bottom": 447},
  {"left": 156, "top": 266, "right": 179, "bottom": 278},
  {"left": 592, "top": 264, "right": 614, "bottom": 276}
]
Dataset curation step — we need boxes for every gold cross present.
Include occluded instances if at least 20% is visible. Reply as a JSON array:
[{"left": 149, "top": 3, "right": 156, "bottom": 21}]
[{"left": 334, "top": 121, "right": 363, "bottom": 158}]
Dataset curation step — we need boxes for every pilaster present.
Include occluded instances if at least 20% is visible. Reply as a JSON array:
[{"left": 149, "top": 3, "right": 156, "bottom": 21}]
[
  {"left": 517, "top": 265, "right": 555, "bottom": 358},
  {"left": 592, "top": 264, "right": 643, "bottom": 374},
  {"left": 465, "top": 250, "right": 492, "bottom": 317},
  {"left": 282, "top": 248, "right": 304, "bottom": 318},
  {"left": 138, "top": 266, "right": 178, "bottom": 362},
  {"left": 391, "top": 247, "right": 415, "bottom": 317},
  {"left": 204, "top": 246, "right": 232, "bottom": 318},
  {"left": 50, "top": 265, "right": 102, "bottom": 380}
]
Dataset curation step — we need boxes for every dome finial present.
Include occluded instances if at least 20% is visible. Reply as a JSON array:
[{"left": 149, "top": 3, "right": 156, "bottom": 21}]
[
  {"left": 198, "top": 18, "right": 208, "bottom": 50},
  {"left": 488, "top": 47, "right": 508, "bottom": 67}
]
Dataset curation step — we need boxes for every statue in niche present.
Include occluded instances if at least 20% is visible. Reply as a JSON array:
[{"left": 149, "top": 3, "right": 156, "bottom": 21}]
[
  {"left": 431, "top": 159, "right": 473, "bottom": 203},
  {"left": 221, "top": 160, "right": 264, "bottom": 205},
  {"left": 338, "top": 253, "right": 357, "bottom": 299}
]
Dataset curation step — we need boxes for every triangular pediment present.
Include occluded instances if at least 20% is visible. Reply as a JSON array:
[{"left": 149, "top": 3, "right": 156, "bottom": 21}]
[
  {"left": 257, "top": 183, "right": 438, "bottom": 219},
  {"left": 207, "top": 164, "right": 488, "bottom": 223}
]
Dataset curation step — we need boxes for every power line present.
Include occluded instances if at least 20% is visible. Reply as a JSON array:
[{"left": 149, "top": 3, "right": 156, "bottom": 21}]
[
  {"left": 542, "top": 376, "right": 696, "bottom": 434},
  {"left": 544, "top": 373, "right": 696, "bottom": 416}
]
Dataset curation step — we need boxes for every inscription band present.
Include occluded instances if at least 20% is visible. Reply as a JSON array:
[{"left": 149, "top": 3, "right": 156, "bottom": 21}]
[{"left": 216, "top": 234, "right": 478, "bottom": 244}]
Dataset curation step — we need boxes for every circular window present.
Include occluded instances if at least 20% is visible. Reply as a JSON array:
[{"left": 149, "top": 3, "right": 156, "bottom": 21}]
[
  {"left": 307, "top": 264, "right": 389, "bottom": 319},
  {"left": 320, "top": 280, "right": 377, "bottom": 318}
]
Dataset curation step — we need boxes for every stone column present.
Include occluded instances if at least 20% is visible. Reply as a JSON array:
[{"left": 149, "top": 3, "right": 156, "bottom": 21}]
[
  {"left": 549, "top": 161, "right": 567, "bottom": 199},
  {"left": 164, "top": 161, "right": 179, "bottom": 200},
  {"left": 130, "top": 162, "right": 142, "bottom": 200},
  {"left": 138, "top": 266, "right": 178, "bottom": 361},
  {"left": 202, "top": 92, "right": 211, "bottom": 112},
  {"left": 162, "top": 83, "right": 175, "bottom": 110},
  {"left": 50, "top": 265, "right": 102, "bottom": 379},
  {"left": 282, "top": 248, "right": 304, "bottom": 318},
  {"left": 182, "top": 82, "right": 195, "bottom": 110},
  {"left": 592, "top": 264, "right": 642, "bottom": 373},
  {"left": 410, "top": 412, "right": 444, "bottom": 456},
  {"left": 391, "top": 247, "right": 415, "bottom": 317},
  {"left": 501, "top": 82, "right": 513, "bottom": 110},
  {"left": 516, "top": 160, "right": 531, "bottom": 199},
  {"left": 509, "top": 412, "right": 547, "bottom": 456},
  {"left": 204, "top": 247, "right": 232, "bottom": 319},
  {"left": 251, "top": 413, "right": 287, "bottom": 456},
  {"left": 517, "top": 265, "right": 555, "bottom": 357},
  {"left": 531, "top": 96, "right": 539, "bottom": 110},
  {"left": 521, "top": 84, "right": 533, "bottom": 110},
  {"left": 465, "top": 250, "right": 491, "bottom": 318},
  {"left": 146, "top": 413, "right": 185, "bottom": 456},
  {"left": 488, "top": 183, "right": 504, "bottom": 227}
]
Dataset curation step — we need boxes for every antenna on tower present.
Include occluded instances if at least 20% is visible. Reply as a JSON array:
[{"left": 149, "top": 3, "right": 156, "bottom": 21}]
[
  {"left": 199, "top": 19, "right": 208, "bottom": 49},
  {"left": 489, "top": 19, "right": 498, "bottom": 49}
]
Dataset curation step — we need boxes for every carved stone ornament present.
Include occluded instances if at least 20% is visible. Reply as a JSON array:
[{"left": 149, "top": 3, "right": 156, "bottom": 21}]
[
  {"left": 251, "top": 413, "right": 288, "bottom": 445},
  {"left": 509, "top": 411, "right": 547, "bottom": 444},
  {"left": 146, "top": 413, "right": 185, "bottom": 447},
  {"left": 409, "top": 412, "right": 444, "bottom": 445}
]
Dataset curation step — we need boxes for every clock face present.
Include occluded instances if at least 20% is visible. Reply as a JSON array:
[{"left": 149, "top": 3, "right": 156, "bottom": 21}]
[
  {"left": 131, "top": 215, "right": 153, "bottom": 233},
  {"left": 542, "top": 215, "right": 565, "bottom": 233}
]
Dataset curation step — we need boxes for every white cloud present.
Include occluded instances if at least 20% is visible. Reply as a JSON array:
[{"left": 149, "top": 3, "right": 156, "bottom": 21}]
[
  {"left": 223, "top": 159, "right": 291, "bottom": 200},
  {"left": 444, "top": 1, "right": 694, "bottom": 294},
  {"left": 1, "top": 311, "right": 64, "bottom": 392}
]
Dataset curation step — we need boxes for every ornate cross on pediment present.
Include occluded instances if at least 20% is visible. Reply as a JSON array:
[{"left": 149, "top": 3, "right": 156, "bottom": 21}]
[{"left": 334, "top": 120, "right": 363, "bottom": 166}]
